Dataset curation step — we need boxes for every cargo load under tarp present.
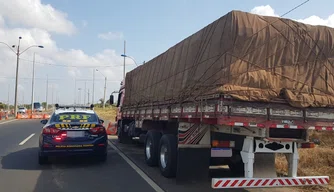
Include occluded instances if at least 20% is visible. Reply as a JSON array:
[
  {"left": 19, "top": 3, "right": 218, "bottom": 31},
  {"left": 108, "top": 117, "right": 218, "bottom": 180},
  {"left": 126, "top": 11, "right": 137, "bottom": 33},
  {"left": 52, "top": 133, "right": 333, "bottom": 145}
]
[{"left": 124, "top": 10, "right": 334, "bottom": 108}]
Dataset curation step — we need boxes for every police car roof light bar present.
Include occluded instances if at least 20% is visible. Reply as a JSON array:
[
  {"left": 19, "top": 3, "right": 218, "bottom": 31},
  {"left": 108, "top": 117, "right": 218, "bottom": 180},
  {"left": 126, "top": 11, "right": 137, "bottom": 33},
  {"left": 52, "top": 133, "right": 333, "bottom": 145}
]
[{"left": 55, "top": 104, "right": 94, "bottom": 110}]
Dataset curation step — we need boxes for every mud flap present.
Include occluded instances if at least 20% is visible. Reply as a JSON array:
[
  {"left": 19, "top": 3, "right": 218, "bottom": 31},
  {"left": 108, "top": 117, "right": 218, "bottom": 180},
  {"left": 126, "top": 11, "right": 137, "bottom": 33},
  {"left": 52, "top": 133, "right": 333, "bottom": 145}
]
[
  {"left": 176, "top": 122, "right": 211, "bottom": 183},
  {"left": 176, "top": 147, "right": 211, "bottom": 183}
]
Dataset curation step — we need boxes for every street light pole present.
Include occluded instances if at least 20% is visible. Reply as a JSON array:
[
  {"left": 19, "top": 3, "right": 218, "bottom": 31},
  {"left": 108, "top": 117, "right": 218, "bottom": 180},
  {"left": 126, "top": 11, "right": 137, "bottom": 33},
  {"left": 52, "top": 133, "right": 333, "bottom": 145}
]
[
  {"left": 0, "top": 37, "right": 45, "bottom": 115},
  {"left": 84, "top": 81, "right": 86, "bottom": 105},
  {"left": 7, "top": 84, "right": 10, "bottom": 111},
  {"left": 123, "top": 40, "right": 126, "bottom": 79},
  {"left": 31, "top": 52, "right": 36, "bottom": 112},
  {"left": 46, "top": 75, "right": 48, "bottom": 110},
  {"left": 96, "top": 69, "right": 107, "bottom": 108},
  {"left": 78, "top": 88, "right": 82, "bottom": 105},
  {"left": 103, "top": 77, "right": 107, "bottom": 108},
  {"left": 92, "top": 69, "right": 95, "bottom": 104},
  {"left": 74, "top": 78, "right": 77, "bottom": 104},
  {"left": 13, "top": 37, "right": 21, "bottom": 115}
]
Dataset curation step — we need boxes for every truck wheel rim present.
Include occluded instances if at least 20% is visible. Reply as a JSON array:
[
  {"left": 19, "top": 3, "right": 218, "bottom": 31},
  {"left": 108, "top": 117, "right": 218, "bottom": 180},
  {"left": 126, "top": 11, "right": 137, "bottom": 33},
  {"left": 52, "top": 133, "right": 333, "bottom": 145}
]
[
  {"left": 145, "top": 139, "right": 152, "bottom": 159},
  {"left": 160, "top": 144, "right": 168, "bottom": 169}
]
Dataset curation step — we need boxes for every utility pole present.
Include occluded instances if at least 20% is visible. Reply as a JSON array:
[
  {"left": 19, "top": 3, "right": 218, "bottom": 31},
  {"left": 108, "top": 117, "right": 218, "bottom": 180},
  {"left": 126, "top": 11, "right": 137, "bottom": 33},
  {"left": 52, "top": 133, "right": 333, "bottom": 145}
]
[
  {"left": 84, "top": 81, "right": 86, "bottom": 105},
  {"left": 74, "top": 78, "right": 77, "bottom": 104},
  {"left": 51, "top": 84, "right": 54, "bottom": 105},
  {"left": 13, "top": 37, "right": 21, "bottom": 115},
  {"left": 31, "top": 52, "right": 36, "bottom": 112},
  {"left": 78, "top": 88, "right": 82, "bottom": 105},
  {"left": 103, "top": 77, "right": 107, "bottom": 108},
  {"left": 46, "top": 75, "right": 48, "bottom": 110},
  {"left": 88, "top": 89, "right": 90, "bottom": 105},
  {"left": 123, "top": 40, "right": 126, "bottom": 79},
  {"left": 92, "top": 69, "right": 95, "bottom": 104},
  {"left": 7, "top": 84, "right": 10, "bottom": 111}
]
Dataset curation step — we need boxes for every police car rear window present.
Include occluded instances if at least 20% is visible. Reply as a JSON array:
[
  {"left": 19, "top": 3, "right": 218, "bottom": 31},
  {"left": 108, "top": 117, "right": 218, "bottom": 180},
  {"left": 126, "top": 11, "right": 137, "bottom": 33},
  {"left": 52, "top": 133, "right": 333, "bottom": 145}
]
[{"left": 51, "top": 113, "right": 98, "bottom": 123}]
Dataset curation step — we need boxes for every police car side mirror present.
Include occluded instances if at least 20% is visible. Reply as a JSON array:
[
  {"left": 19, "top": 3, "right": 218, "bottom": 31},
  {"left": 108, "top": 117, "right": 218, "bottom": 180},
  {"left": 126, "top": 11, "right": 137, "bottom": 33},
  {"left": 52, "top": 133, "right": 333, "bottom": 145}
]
[
  {"left": 40, "top": 119, "right": 48, "bottom": 124},
  {"left": 99, "top": 119, "right": 104, "bottom": 124}
]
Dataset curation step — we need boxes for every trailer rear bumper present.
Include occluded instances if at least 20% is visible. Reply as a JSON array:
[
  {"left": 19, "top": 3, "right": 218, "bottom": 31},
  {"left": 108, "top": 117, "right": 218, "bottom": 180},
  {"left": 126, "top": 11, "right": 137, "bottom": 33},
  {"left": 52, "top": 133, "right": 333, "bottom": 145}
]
[{"left": 212, "top": 176, "right": 329, "bottom": 188}]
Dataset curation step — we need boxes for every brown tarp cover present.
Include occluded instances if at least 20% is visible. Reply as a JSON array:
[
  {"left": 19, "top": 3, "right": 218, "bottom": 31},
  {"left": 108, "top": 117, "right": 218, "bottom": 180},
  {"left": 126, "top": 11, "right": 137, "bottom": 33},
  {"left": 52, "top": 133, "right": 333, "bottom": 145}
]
[{"left": 124, "top": 10, "right": 334, "bottom": 108}]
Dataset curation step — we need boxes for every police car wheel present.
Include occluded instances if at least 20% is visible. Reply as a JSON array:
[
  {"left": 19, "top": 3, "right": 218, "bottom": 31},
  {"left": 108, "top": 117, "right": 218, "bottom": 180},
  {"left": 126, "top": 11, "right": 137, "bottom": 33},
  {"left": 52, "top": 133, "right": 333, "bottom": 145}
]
[{"left": 38, "top": 155, "right": 49, "bottom": 165}]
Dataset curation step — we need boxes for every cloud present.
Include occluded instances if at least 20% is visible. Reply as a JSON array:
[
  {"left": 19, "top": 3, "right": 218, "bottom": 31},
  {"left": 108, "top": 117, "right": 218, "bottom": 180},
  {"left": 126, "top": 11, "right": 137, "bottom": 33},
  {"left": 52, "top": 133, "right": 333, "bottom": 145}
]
[
  {"left": 0, "top": 0, "right": 76, "bottom": 35},
  {"left": 251, "top": 5, "right": 279, "bottom": 17},
  {"left": 297, "top": 14, "right": 334, "bottom": 28},
  {"left": 98, "top": 32, "right": 124, "bottom": 40},
  {"left": 0, "top": 1, "right": 132, "bottom": 105},
  {"left": 81, "top": 20, "right": 88, "bottom": 27},
  {"left": 251, "top": 5, "right": 334, "bottom": 28}
]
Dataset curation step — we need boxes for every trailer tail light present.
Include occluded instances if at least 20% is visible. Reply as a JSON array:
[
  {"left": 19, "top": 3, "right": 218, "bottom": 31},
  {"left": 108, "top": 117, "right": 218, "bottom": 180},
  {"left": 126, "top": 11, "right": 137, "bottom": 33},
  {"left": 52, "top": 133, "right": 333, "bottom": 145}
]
[
  {"left": 212, "top": 140, "right": 235, "bottom": 148},
  {"left": 299, "top": 142, "right": 315, "bottom": 148},
  {"left": 89, "top": 126, "right": 106, "bottom": 134}
]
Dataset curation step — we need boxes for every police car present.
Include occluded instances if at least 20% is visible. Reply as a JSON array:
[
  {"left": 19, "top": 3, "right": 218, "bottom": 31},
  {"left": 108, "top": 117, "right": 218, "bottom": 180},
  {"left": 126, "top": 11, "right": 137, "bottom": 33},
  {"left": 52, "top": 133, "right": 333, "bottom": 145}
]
[{"left": 38, "top": 104, "right": 108, "bottom": 164}]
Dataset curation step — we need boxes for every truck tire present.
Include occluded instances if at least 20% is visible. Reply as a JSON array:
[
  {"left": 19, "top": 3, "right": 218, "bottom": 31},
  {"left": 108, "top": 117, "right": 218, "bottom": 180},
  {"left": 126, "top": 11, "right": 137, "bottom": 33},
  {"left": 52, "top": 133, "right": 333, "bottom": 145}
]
[
  {"left": 145, "top": 131, "right": 161, "bottom": 166},
  {"left": 158, "top": 134, "right": 177, "bottom": 178},
  {"left": 118, "top": 121, "right": 132, "bottom": 144}
]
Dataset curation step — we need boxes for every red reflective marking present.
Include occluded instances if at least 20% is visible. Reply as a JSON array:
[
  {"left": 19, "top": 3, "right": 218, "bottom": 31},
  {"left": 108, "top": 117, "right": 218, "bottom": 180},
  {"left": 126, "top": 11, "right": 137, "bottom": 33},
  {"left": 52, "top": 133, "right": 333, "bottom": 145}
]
[
  {"left": 243, "top": 123, "right": 248, "bottom": 126},
  {"left": 238, "top": 180, "right": 247, "bottom": 187},
  {"left": 306, "top": 179, "right": 312, "bottom": 185},
  {"left": 285, "top": 179, "right": 292, "bottom": 185},
  {"left": 246, "top": 180, "right": 255, "bottom": 186},
  {"left": 299, "top": 179, "right": 305, "bottom": 184},
  {"left": 214, "top": 180, "right": 222, "bottom": 188},
  {"left": 292, "top": 179, "right": 299, "bottom": 185},
  {"left": 222, "top": 180, "right": 231, "bottom": 187},
  {"left": 284, "top": 124, "right": 289, "bottom": 128},
  {"left": 262, "top": 179, "right": 270, "bottom": 186},
  {"left": 230, "top": 180, "right": 239, "bottom": 187},
  {"left": 325, "top": 178, "right": 329, "bottom": 183},
  {"left": 312, "top": 179, "right": 318, "bottom": 185},
  {"left": 270, "top": 124, "right": 277, "bottom": 128},
  {"left": 278, "top": 179, "right": 285, "bottom": 185},
  {"left": 269, "top": 179, "right": 277, "bottom": 186},
  {"left": 319, "top": 178, "right": 325, "bottom": 184},
  {"left": 297, "top": 125, "right": 304, "bottom": 129},
  {"left": 254, "top": 179, "right": 262, "bottom": 186}
]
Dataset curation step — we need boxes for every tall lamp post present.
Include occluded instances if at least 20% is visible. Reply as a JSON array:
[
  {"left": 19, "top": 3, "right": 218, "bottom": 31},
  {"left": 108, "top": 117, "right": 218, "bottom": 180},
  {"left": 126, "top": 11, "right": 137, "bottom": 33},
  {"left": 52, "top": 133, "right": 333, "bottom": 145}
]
[
  {"left": 31, "top": 52, "right": 36, "bottom": 111},
  {"left": 92, "top": 69, "right": 95, "bottom": 105},
  {"left": 0, "top": 37, "right": 44, "bottom": 115},
  {"left": 121, "top": 54, "right": 138, "bottom": 67},
  {"left": 96, "top": 69, "right": 107, "bottom": 108}
]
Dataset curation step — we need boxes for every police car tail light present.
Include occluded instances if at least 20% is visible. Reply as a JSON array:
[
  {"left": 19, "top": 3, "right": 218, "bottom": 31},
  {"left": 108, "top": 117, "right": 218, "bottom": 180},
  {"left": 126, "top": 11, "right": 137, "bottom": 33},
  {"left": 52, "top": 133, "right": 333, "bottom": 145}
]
[
  {"left": 89, "top": 126, "right": 105, "bottom": 134},
  {"left": 42, "top": 127, "right": 60, "bottom": 134}
]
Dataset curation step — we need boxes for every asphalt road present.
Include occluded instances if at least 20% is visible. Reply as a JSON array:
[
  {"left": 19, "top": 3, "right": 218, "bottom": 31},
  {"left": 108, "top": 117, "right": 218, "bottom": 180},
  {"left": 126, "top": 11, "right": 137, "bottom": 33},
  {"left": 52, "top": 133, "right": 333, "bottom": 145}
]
[
  {"left": 0, "top": 119, "right": 157, "bottom": 192},
  {"left": 0, "top": 119, "right": 294, "bottom": 192}
]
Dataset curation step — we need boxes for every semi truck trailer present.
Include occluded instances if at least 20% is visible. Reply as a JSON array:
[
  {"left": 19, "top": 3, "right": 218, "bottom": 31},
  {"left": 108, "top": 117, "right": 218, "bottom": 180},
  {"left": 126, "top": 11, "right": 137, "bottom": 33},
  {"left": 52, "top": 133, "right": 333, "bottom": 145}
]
[{"left": 109, "top": 10, "right": 333, "bottom": 189}]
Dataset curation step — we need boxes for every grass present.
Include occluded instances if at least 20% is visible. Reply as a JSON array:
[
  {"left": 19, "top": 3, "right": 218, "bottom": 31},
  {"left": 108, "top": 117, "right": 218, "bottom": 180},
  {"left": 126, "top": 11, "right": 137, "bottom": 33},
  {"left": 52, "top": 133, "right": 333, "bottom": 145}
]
[
  {"left": 94, "top": 107, "right": 334, "bottom": 191},
  {"left": 276, "top": 131, "right": 334, "bottom": 192},
  {"left": 94, "top": 106, "right": 117, "bottom": 122}
]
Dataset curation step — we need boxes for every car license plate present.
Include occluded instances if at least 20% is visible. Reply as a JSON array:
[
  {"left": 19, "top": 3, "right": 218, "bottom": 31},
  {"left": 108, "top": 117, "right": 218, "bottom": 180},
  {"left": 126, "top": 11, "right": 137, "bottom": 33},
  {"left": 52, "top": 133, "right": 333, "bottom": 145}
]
[{"left": 66, "top": 131, "right": 85, "bottom": 137}]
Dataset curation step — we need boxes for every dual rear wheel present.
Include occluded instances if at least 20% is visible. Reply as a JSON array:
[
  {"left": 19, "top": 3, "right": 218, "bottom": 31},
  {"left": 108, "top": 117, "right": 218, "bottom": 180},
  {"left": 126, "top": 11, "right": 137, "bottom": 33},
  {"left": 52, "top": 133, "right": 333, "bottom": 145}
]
[{"left": 144, "top": 131, "right": 177, "bottom": 178}]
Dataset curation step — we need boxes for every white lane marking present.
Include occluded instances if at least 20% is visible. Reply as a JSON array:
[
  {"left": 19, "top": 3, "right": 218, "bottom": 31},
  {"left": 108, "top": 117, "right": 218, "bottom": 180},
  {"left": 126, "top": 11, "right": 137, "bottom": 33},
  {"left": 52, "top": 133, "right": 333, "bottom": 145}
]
[
  {"left": 19, "top": 133, "right": 35, "bottom": 145},
  {"left": 108, "top": 141, "right": 165, "bottom": 192},
  {"left": 0, "top": 119, "right": 17, "bottom": 125}
]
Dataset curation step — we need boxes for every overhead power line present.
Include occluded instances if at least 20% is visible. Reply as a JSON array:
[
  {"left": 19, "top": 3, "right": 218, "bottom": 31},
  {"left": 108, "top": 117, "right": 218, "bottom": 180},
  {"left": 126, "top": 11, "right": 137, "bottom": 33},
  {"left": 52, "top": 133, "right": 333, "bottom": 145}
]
[{"left": 19, "top": 58, "right": 136, "bottom": 68}]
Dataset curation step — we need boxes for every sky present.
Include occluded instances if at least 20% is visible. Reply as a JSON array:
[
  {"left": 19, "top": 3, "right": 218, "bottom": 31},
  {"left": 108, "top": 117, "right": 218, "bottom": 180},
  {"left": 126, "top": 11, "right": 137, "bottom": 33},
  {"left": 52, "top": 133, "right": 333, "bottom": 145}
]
[{"left": 0, "top": 0, "right": 333, "bottom": 106}]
